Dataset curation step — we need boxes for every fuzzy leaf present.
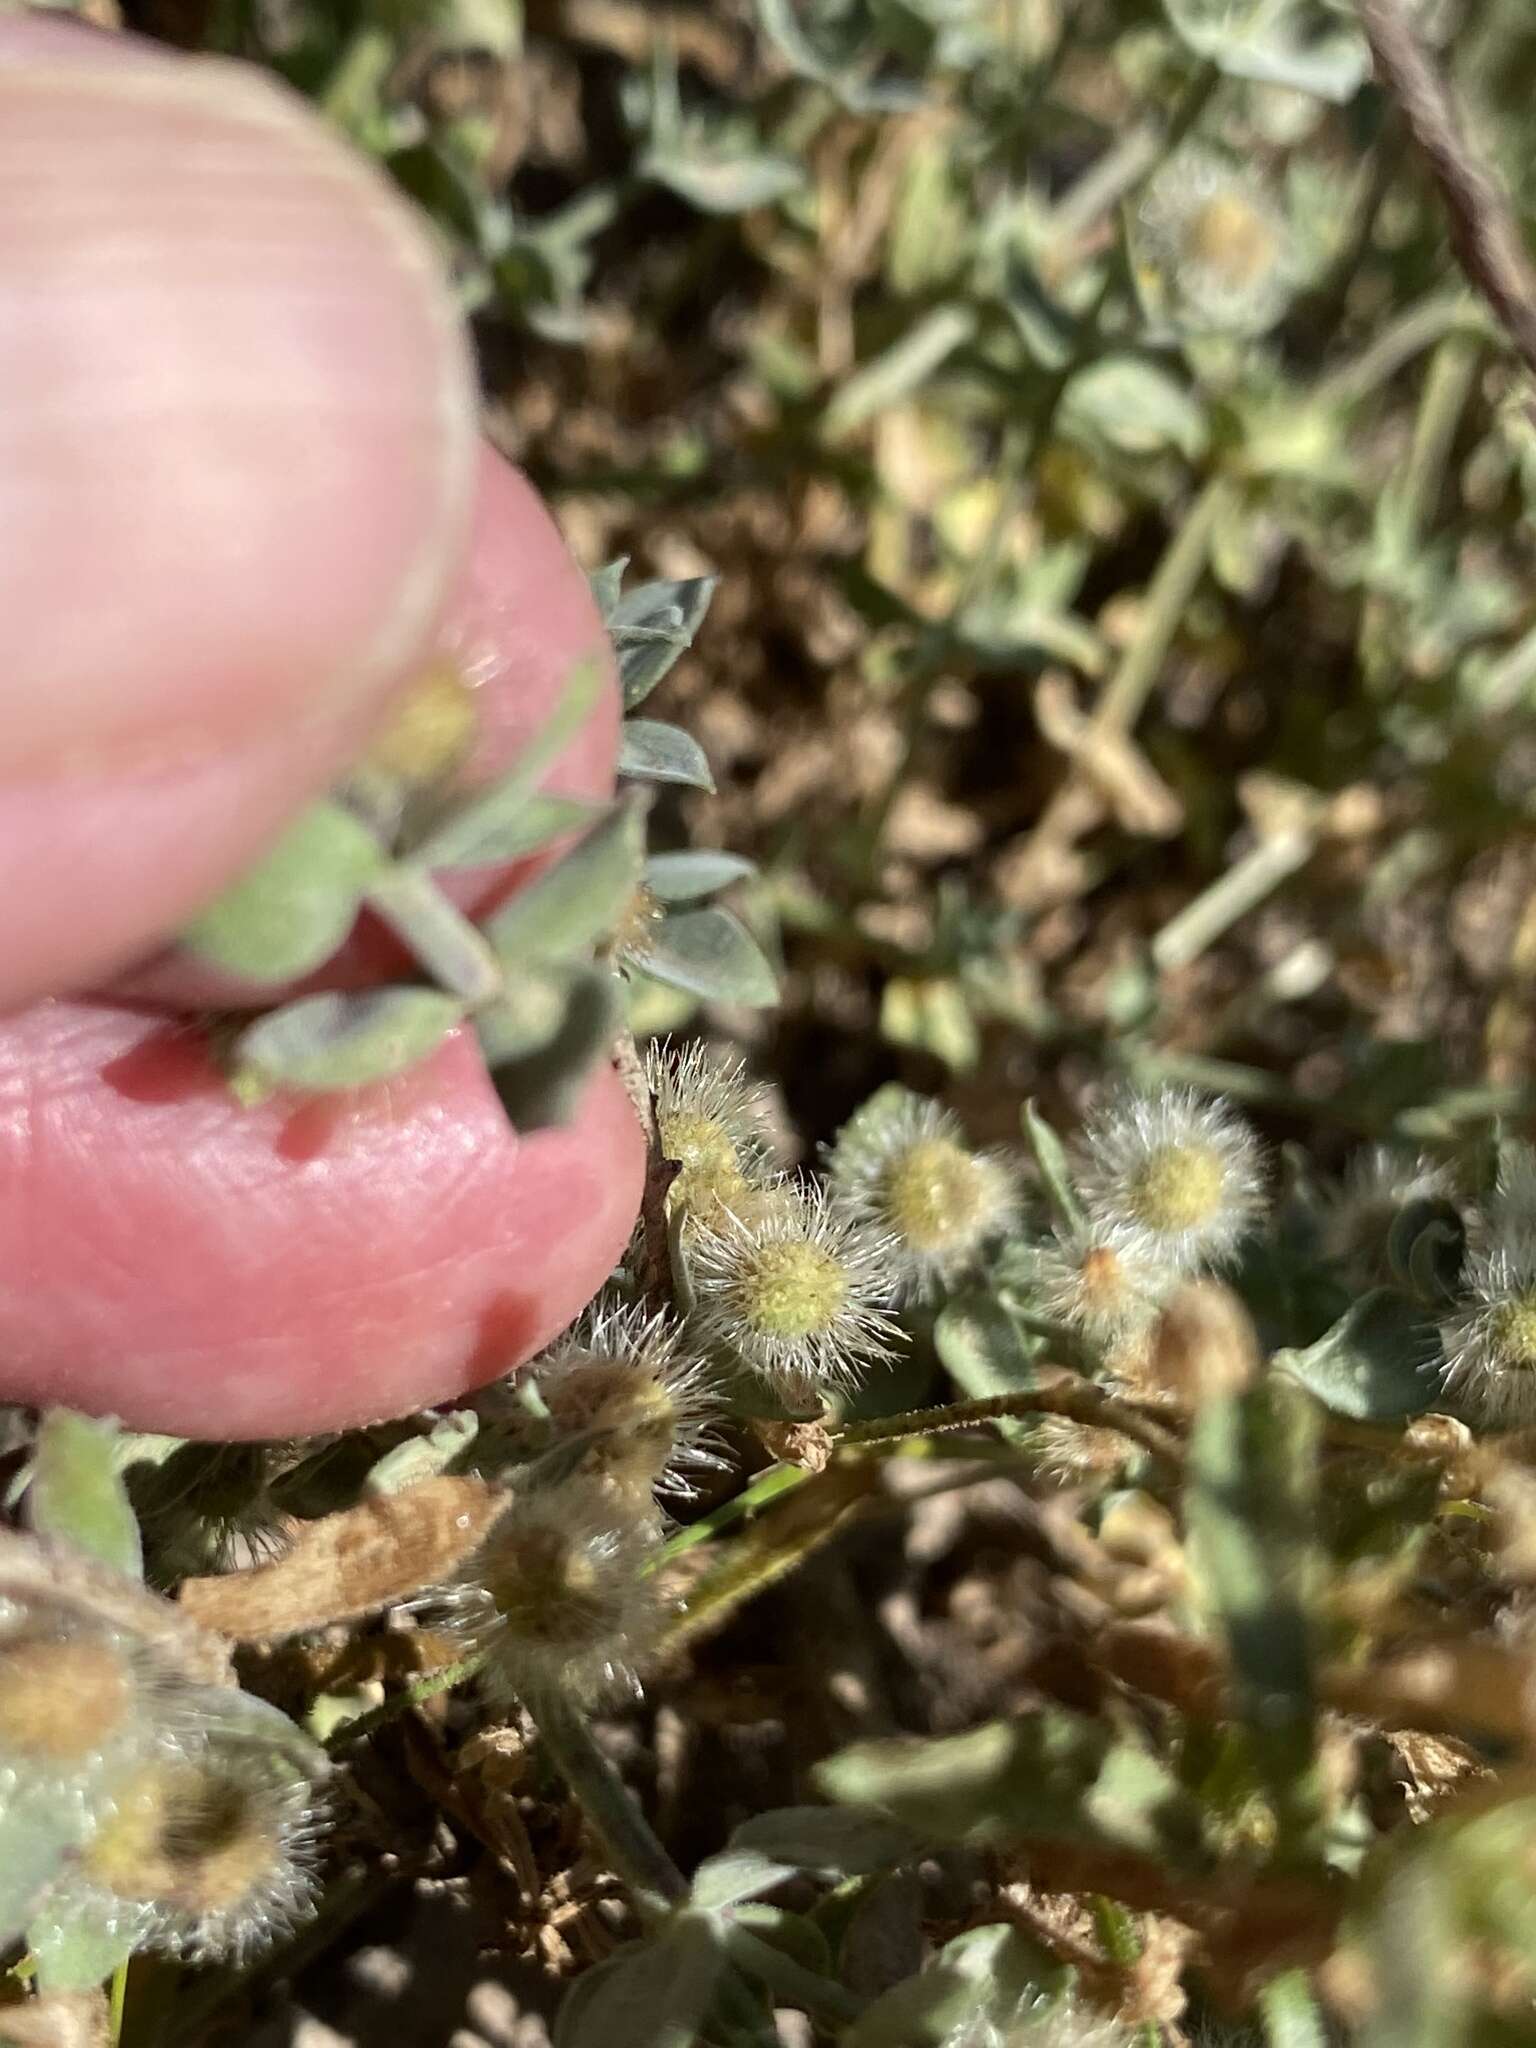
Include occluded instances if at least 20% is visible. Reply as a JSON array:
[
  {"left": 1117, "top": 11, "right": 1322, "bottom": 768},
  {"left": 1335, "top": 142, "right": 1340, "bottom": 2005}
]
[
  {"left": 588, "top": 557, "right": 630, "bottom": 620},
  {"left": 933, "top": 1296, "right": 1044, "bottom": 1425},
  {"left": 1063, "top": 354, "right": 1208, "bottom": 459},
  {"left": 754, "top": 0, "right": 924, "bottom": 112},
  {"left": 188, "top": 1685, "right": 329, "bottom": 1782},
  {"left": 816, "top": 1711, "right": 1208, "bottom": 1864},
  {"left": 179, "top": 801, "right": 384, "bottom": 983},
  {"left": 553, "top": 1915, "right": 724, "bottom": 2048},
  {"left": 608, "top": 575, "right": 719, "bottom": 708},
  {"left": 690, "top": 1849, "right": 794, "bottom": 1912},
  {"left": 617, "top": 718, "right": 716, "bottom": 791},
  {"left": 715, "top": 1923, "right": 863, "bottom": 2027},
  {"left": 410, "top": 792, "right": 600, "bottom": 874},
  {"left": 1020, "top": 1100, "right": 1085, "bottom": 1233},
  {"left": 29, "top": 1892, "right": 138, "bottom": 1997},
  {"left": 642, "top": 148, "right": 804, "bottom": 215},
  {"left": 640, "top": 907, "right": 779, "bottom": 1007},
  {"left": 30, "top": 1412, "right": 142, "bottom": 1580},
  {"left": 644, "top": 849, "right": 757, "bottom": 902},
  {"left": 843, "top": 1924, "right": 1064, "bottom": 2048},
  {"left": 1273, "top": 1290, "right": 1442, "bottom": 1421},
  {"left": 232, "top": 987, "right": 466, "bottom": 1096},
  {"left": 0, "top": 1803, "right": 90, "bottom": 1947},
  {"left": 483, "top": 799, "right": 647, "bottom": 963},
  {"left": 823, "top": 305, "right": 977, "bottom": 440},
  {"left": 727, "top": 1805, "right": 919, "bottom": 1877},
  {"left": 412, "top": 658, "right": 606, "bottom": 868},
  {"left": 483, "top": 964, "right": 623, "bottom": 1131}
]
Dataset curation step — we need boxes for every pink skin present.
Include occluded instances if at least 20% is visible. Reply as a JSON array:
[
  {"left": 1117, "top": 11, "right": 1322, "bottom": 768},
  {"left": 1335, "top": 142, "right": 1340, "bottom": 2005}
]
[
  {"left": 115, "top": 445, "right": 621, "bottom": 1007},
  {"left": 0, "top": 1002, "right": 644, "bottom": 1440},
  {"left": 0, "top": 24, "right": 644, "bottom": 1439}
]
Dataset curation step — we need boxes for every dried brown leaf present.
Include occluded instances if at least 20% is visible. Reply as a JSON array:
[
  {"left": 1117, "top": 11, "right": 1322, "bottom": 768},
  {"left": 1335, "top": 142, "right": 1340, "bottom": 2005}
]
[
  {"left": 178, "top": 1475, "right": 506, "bottom": 1641},
  {"left": 0, "top": 1990, "right": 109, "bottom": 2048}
]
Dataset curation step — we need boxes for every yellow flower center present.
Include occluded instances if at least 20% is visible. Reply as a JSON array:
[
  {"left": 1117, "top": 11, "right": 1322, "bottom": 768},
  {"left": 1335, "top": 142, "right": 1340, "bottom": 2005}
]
[
  {"left": 359, "top": 661, "right": 478, "bottom": 790},
  {"left": 741, "top": 1241, "right": 848, "bottom": 1341},
  {"left": 884, "top": 1137, "right": 988, "bottom": 1252},
  {"left": 1130, "top": 1143, "right": 1226, "bottom": 1233},
  {"left": 1493, "top": 1294, "right": 1536, "bottom": 1369},
  {"left": 1184, "top": 195, "right": 1279, "bottom": 289},
  {"left": 84, "top": 1761, "right": 279, "bottom": 1914}
]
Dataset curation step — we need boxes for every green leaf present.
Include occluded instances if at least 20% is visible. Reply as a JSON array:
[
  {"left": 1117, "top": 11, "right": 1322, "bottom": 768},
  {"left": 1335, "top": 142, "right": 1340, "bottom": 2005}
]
[
  {"left": 483, "top": 799, "right": 647, "bottom": 963},
  {"left": 1020, "top": 1100, "right": 1085, "bottom": 1233},
  {"left": 608, "top": 575, "right": 719, "bottom": 708},
  {"left": 180, "top": 801, "right": 385, "bottom": 984},
  {"left": 482, "top": 964, "right": 622, "bottom": 1131},
  {"left": 1386, "top": 1199, "right": 1465, "bottom": 1307},
  {"left": 413, "top": 657, "right": 606, "bottom": 868},
  {"left": 30, "top": 1412, "right": 141, "bottom": 1579},
  {"left": 232, "top": 987, "right": 466, "bottom": 1096},
  {"left": 644, "top": 849, "right": 757, "bottom": 902},
  {"left": 816, "top": 1711, "right": 1209, "bottom": 1864},
  {"left": 1062, "top": 354, "right": 1208, "bottom": 459},
  {"left": 879, "top": 976, "right": 978, "bottom": 1072},
  {"left": 933, "top": 1296, "right": 1045, "bottom": 1427},
  {"left": 691, "top": 1849, "right": 793, "bottom": 1912},
  {"left": 29, "top": 1888, "right": 138, "bottom": 1995},
  {"left": 0, "top": 1801, "right": 90, "bottom": 1947},
  {"left": 843, "top": 1925, "right": 1064, "bottom": 2048},
  {"left": 1273, "top": 1290, "right": 1441, "bottom": 1421},
  {"left": 553, "top": 1915, "right": 724, "bottom": 2048},
  {"left": 822, "top": 305, "right": 977, "bottom": 441},
  {"left": 589, "top": 557, "right": 630, "bottom": 621},
  {"left": 715, "top": 1922, "right": 864, "bottom": 2027},
  {"left": 618, "top": 718, "right": 717, "bottom": 791},
  {"left": 642, "top": 149, "right": 804, "bottom": 215},
  {"left": 727, "top": 1805, "right": 920, "bottom": 1877},
  {"left": 640, "top": 907, "right": 779, "bottom": 1007},
  {"left": 411, "top": 791, "right": 600, "bottom": 874}
]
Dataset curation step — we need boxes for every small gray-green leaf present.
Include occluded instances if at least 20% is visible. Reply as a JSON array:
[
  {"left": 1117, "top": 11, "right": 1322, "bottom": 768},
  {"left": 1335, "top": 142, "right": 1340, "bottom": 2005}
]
[
  {"left": 644, "top": 849, "right": 756, "bottom": 901},
  {"left": 30, "top": 1412, "right": 141, "bottom": 1580},
  {"left": 588, "top": 557, "right": 630, "bottom": 621},
  {"left": 0, "top": 1801, "right": 90, "bottom": 1946},
  {"left": 412, "top": 792, "right": 600, "bottom": 873},
  {"left": 934, "top": 1297, "right": 1043, "bottom": 1426},
  {"left": 728, "top": 1805, "right": 919, "bottom": 1877},
  {"left": 1273, "top": 1290, "right": 1442, "bottom": 1421},
  {"left": 233, "top": 987, "right": 466, "bottom": 1096},
  {"left": 822, "top": 306, "right": 977, "bottom": 441},
  {"left": 30, "top": 1888, "right": 139, "bottom": 1995},
  {"left": 690, "top": 1848, "right": 793, "bottom": 1911},
  {"left": 609, "top": 575, "right": 718, "bottom": 707},
  {"left": 843, "top": 1925, "right": 1063, "bottom": 2048},
  {"left": 1021, "top": 1100, "right": 1085, "bottom": 1233},
  {"left": 618, "top": 719, "right": 716, "bottom": 791},
  {"left": 484, "top": 965, "right": 621, "bottom": 1132},
  {"left": 553, "top": 1914, "right": 724, "bottom": 2048},
  {"left": 186, "top": 1685, "right": 329, "bottom": 1782},
  {"left": 412, "top": 658, "right": 605, "bottom": 867},
  {"left": 641, "top": 907, "right": 778, "bottom": 1007},
  {"left": 483, "top": 799, "right": 646, "bottom": 963},
  {"left": 642, "top": 148, "right": 804, "bottom": 214},
  {"left": 180, "top": 802, "right": 384, "bottom": 983}
]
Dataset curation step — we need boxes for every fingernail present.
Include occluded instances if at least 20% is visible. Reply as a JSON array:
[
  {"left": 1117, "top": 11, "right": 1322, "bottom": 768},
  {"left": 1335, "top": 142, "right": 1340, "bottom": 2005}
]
[{"left": 0, "top": 25, "right": 477, "bottom": 781}]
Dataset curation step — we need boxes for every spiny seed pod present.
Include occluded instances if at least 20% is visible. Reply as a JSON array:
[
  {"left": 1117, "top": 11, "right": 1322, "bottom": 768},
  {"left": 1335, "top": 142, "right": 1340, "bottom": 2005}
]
[
  {"left": 1032, "top": 1223, "right": 1172, "bottom": 1342},
  {"left": 1482, "top": 1140, "right": 1536, "bottom": 1241},
  {"left": 954, "top": 1996, "right": 1134, "bottom": 2048},
  {"left": 516, "top": 1301, "right": 724, "bottom": 1503},
  {"left": 1322, "top": 1147, "right": 1457, "bottom": 1279},
  {"left": 1439, "top": 1231, "right": 1536, "bottom": 1427},
  {"left": 645, "top": 1038, "right": 773, "bottom": 1229},
  {"left": 1135, "top": 146, "right": 1293, "bottom": 336},
  {"left": 0, "top": 1612, "right": 152, "bottom": 1817},
  {"left": 826, "top": 1091, "right": 1015, "bottom": 1301},
  {"left": 69, "top": 1736, "right": 322, "bottom": 1965},
  {"left": 445, "top": 1479, "right": 667, "bottom": 1706},
  {"left": 1073, "top": 1086, "right": 1264, "bottom": 1274},
  {"left": 687, "top": 1177, "right": 900, "bottom": 1399}
]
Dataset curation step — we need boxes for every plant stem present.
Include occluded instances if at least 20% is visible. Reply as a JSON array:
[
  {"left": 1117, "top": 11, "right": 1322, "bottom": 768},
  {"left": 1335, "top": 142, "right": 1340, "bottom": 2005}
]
[
  {"left": 323, "top": 1654, "right": 485, "bottom": 1753},
  {"left": 833, "top": 1382, "right": 1182, "bottom": 1466},
  {"left": 660, "top": 1459, "right": 808, "bottom": 1561},
  {"left": 526, "top": 1686, "right": 687, "bottom": 1925},
  {"left": 364, "top": 867, "right": 506, "bottom": 1006}
]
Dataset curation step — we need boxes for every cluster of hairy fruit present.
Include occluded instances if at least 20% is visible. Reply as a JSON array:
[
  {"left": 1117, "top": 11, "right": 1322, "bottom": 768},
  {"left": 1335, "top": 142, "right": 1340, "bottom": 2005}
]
[{"left": 0, "top": 1539, "right": 324, "bottom": 1969}]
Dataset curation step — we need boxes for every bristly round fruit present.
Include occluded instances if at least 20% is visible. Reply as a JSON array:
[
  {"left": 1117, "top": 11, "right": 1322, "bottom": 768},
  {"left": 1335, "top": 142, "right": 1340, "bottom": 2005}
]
[
  {"left": 826, "top": 1090, "right": 1016, "bottom": 1301},
  {"left": 1032, "top": 1223, "right": 1173, "bottom": 1342},
  {"left": 687, "top": 1177, "right": 901, "bottom": 1400},
  {"left": 645, "top": 1038, "right": 774, "bottom": 1229},
  {"left": 1135, "top": 146, "right": 1294, "bottom": 336},
  {"left": 1073, "top": 1086, "right": 1264, "bottom": 1275},
  {"left": 442, "top": 1478, "right": 668, "bottom": 1707},
  {"left": 513, "top": 1300, "right": 724, "bottom": 1504},
  {"left": 68, "top": 1734, "right": 322, "bottom": 1965},
  {"left": 1439, "top": 1230, "right": 1536, "bottom": 1428},
  {"left": 0, "top": 1606, "right": 160, "bottom": 1820}
]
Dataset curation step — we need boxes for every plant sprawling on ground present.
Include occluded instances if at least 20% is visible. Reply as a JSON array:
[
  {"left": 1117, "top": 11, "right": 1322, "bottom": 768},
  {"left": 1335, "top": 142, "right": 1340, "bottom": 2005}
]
[{"left": 9, "top": 0, "right": 1536, "bottom": 2042}]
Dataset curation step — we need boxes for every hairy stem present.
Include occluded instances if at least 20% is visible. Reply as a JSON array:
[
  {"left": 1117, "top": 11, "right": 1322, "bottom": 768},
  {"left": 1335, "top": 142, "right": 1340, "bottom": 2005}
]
[{"left": 526, "top": 1685, "right": 687, "bottom": 1925}]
